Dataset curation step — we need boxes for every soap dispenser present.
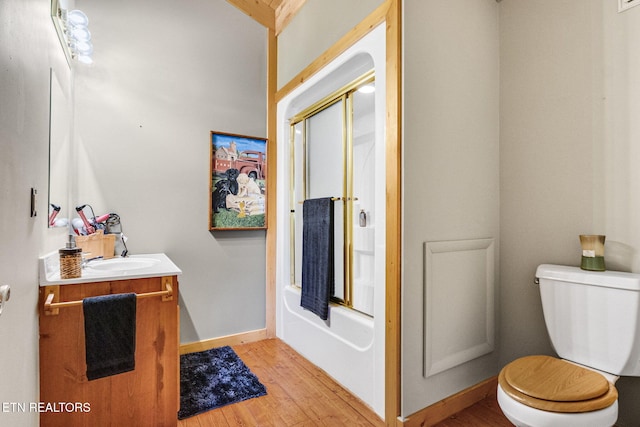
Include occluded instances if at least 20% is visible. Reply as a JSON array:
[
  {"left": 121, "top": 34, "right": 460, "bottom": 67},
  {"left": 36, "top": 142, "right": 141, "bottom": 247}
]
[{"left": 59, "top": 235, "right": 82, "bottom": 279}]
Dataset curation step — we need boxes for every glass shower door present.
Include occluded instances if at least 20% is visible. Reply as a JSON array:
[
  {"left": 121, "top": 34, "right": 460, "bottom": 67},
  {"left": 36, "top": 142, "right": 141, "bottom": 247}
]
[
  {"left": 305, "top": 100, "right": 346, "bottom": 302},
  {"left": 292, "top": 99, "right": 346, "bottom": 302},
  {"left": 290, "top": 72, "right": 376, "bottom": 316}
]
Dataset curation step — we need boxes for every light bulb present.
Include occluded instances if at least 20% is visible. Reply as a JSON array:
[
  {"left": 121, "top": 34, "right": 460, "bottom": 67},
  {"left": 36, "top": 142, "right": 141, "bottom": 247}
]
[
  {"left": 77, "top": 55, "right": 93, "bottom": 65},
  {"left": 70, "top": 26, "right": 91, "bottom": 42},
  {"left": 67, "top": 10, "right": 89, "bottom": 27},
  {"left": 72, "top": 40, "right": 93, "bottom": 56}
]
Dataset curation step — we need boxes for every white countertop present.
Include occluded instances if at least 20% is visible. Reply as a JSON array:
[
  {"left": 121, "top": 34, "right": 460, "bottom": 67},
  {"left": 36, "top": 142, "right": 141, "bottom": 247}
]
[{"left": 39, "top": 252, "right": 182, "bottom": 286}]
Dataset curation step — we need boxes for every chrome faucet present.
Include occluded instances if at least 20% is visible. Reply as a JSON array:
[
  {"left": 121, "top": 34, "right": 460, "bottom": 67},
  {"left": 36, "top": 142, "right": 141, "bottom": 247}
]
[{"left": 82, "top": 255, "right": 103, "bottom": 268}]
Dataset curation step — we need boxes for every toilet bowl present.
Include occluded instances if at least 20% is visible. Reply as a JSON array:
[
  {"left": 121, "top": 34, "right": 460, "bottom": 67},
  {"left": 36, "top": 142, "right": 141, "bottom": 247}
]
[
  {"left": 497, "top": 355, "right": 618, "bottom": 427},
  {"left": 495, "top": 265, "right": 640, "bottom": 427}
]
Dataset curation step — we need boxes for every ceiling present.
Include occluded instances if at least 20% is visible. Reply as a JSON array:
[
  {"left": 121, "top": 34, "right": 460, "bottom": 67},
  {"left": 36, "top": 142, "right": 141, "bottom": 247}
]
[{"left": 228, "top": 0, "right": 306, "bottom": 34}]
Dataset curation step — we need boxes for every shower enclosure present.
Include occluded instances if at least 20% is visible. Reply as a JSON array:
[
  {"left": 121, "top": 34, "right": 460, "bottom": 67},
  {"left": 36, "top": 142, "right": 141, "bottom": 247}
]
[{"left": 276, "top": 24, "right": 386, "bottom": 416}]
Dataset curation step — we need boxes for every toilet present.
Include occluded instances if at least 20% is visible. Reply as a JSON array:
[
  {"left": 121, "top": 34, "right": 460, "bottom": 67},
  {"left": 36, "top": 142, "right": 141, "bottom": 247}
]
[{"left": 497, "top": 264, "right": 640, "bottom": 427}]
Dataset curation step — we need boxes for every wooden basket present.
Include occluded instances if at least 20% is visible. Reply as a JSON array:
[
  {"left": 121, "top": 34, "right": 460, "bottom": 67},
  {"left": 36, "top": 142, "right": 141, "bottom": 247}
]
[{"left": 76, "top": 230, "right": 116, "bottom": 259}]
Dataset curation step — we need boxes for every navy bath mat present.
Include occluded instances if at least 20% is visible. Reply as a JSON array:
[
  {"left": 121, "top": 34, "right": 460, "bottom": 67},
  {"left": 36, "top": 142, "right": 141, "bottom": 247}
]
[{"left": 178, "top": 346, "right": 267, "bottom": 419}]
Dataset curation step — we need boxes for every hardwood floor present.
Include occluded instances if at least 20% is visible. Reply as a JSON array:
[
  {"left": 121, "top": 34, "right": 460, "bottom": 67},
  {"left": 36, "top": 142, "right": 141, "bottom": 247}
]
[
  {"left": 178, "top": 338, "right": 512, "bottom": 427},
  {"left": 178, "top": 338, "right": 385, "bottom": 427},
  {"left": 432, "top": 395, "right": 512, "bottom": 427}
]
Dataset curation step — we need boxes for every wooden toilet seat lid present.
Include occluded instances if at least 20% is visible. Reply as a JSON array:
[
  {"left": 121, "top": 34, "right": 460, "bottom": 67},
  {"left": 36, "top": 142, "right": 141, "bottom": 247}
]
[{"left": 499, "top": 355, "right": 618, "bottom": 413}]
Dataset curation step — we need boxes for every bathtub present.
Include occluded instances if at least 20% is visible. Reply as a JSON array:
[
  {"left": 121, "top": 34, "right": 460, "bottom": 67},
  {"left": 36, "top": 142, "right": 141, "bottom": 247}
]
[{"left": 280, "top": 284, "right": 375, "bottom": 404}]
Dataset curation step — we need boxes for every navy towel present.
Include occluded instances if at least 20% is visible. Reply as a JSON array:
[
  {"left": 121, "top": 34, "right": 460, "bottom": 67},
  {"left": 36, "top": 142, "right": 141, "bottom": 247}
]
[
  {"left": 301, "top": 197, "right": 335, "bottom": 320},
  {"left": 83, "top": 293, "right": 136, "bottom": 381}
]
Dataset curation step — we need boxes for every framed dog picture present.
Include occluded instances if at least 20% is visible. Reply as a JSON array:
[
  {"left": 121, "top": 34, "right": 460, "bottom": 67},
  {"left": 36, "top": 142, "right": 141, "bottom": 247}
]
[{"left": 209, "top": 131, "right": 267, "bottom": 230}]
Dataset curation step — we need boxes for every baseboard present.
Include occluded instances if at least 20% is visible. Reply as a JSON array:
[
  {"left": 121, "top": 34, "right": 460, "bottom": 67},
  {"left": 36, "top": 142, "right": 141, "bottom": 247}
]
[
  {"left": 179, "top": 328, "right": 268, "bottom": 355},
  {"left": 401, "top": 376, "right": 498, "bottom": 427}
]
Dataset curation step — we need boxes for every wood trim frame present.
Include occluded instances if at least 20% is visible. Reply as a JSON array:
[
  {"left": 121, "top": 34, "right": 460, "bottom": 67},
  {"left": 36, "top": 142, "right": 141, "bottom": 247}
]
[
  {"left": 401, "top": 377, "right": 498, "bottom": 427},
  {"left": 266, "top": 27, "right": 278, "bottom": 337},
  {"left": 385, "top": 0, "right": 402, "bottom": 425}
]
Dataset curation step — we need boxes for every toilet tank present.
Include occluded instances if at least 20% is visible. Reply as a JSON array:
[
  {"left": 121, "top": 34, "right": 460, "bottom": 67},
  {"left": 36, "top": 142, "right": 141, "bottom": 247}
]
[{"left": 537, "top": 264, "right": 640, "bottom": 376}]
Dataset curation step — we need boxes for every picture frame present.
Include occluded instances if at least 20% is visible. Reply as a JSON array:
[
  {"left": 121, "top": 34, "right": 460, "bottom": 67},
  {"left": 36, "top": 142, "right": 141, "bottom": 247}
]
[{"left": 209, "top": 131, "right": 267, "bottom": 230}]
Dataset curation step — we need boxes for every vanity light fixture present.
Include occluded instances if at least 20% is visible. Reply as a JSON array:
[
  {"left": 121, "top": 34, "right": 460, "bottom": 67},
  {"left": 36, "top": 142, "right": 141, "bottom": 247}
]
[{"left": 53, "top": 0, "right": 94, "bottom": 65}]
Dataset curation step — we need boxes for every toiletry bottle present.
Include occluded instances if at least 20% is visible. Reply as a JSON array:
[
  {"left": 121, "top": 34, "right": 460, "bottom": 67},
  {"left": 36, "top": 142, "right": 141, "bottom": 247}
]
[
  {"left": 59, "top": 235, "right": 82, "bottom": 279},
  {"left": 359, "top": 209, "right": 367, "bottom": 227}
]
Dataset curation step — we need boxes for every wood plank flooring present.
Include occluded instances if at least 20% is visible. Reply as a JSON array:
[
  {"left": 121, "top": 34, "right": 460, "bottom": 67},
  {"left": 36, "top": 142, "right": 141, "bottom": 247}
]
[
  {"left": 432, "top": 395, "right": 512, "bottom": 427},
  {"left": 178, "top": 338, "right": 512, "bottom": 426},
  {"left": 178, "top": 338, "right": 385, "bottom": 427}
]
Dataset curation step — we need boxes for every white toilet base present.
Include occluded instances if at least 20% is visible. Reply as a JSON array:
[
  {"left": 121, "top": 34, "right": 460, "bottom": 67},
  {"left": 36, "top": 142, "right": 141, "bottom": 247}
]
[{"left": 497, "top": 384, "right": 618, "bottom": 427}]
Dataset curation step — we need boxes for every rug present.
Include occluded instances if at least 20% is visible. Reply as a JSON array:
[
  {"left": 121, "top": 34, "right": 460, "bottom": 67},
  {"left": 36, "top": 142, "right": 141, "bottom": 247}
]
[{"left": 178, "top": 346, "right": 267, "bottom": 419}]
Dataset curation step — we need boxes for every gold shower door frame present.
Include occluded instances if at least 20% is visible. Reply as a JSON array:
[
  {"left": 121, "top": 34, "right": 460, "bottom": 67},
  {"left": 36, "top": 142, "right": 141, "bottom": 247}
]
[{"left": 289, "top": 71, "right": 375, "bottom": 309}]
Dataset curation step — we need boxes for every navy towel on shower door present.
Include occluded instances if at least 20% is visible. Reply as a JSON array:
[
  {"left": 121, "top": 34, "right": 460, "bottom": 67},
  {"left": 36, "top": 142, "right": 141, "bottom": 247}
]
[
  {"left": 83, "top": 293, "right": 136, "bottom": 381},
  {"left": 301, "top": 197, "right": 335, "bottom": 320}
]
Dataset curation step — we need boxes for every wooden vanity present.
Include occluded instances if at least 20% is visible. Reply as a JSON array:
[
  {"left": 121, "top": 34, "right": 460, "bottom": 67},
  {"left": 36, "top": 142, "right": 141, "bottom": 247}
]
[{"left": 38, "top": 254, "right": 181, "bottom": 427}]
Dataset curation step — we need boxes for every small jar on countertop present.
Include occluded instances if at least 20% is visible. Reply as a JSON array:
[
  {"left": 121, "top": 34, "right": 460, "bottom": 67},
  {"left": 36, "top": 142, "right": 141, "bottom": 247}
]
[{"left": 59, "top": 236, "right": 82, "bottom": 279}]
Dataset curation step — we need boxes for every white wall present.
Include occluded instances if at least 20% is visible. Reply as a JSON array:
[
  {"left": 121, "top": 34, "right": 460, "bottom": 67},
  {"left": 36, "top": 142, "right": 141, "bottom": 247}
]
[
  {"left": 500, "top": 1, "right": 640, "bottom": 424},
  {"left": 277, "top": 0, "right": 384, "bottom": 89},
  {"left": 602, "top": 1, "right": 640, "bottom": 272},
  {"left": 0, "top": 1, "right": 70, "bottom": 425},
  {"left": 602, "top": 3, "right": 640, "bottom": 422},
  {"left": 499, "top": 0, "right": 602, "bottom": 364},
  {"left": 403, "top": 0, "right": 500, "bottom": 416},
  {"left": 72, "top": 0, "right": 268, "bottom": 344}
]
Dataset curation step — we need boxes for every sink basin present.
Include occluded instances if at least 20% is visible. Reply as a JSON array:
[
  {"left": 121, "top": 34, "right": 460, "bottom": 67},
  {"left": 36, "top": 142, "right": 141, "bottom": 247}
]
[
  {"left": 86, "top": 257, "right": 161, "bottom": 272},
  {"left": 40, "top": 252, "right": 182, "bottom": 286}
]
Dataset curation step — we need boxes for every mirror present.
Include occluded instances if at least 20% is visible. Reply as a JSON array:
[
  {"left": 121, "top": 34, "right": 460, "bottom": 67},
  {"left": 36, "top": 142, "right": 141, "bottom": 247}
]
[
  {"left": 48, "top": 0, "right": 76, "bottom": 229},
  {"left": 48, "top": 67, "right": 72, "bottom": 228}
]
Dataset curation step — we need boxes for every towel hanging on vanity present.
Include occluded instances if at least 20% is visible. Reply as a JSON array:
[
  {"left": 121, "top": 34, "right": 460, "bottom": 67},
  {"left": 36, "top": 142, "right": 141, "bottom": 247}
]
[
  {"left": 83, "top": 293, "right": 136, "bottom": 381},
  {"left": 301, "top": 197, "right": 335, "bottom": 320}
]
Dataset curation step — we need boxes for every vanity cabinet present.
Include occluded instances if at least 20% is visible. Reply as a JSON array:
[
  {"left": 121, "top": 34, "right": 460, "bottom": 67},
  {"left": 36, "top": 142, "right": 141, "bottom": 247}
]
[{"left": 38, "top": 276, "right": 179, "bottom": 427}]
